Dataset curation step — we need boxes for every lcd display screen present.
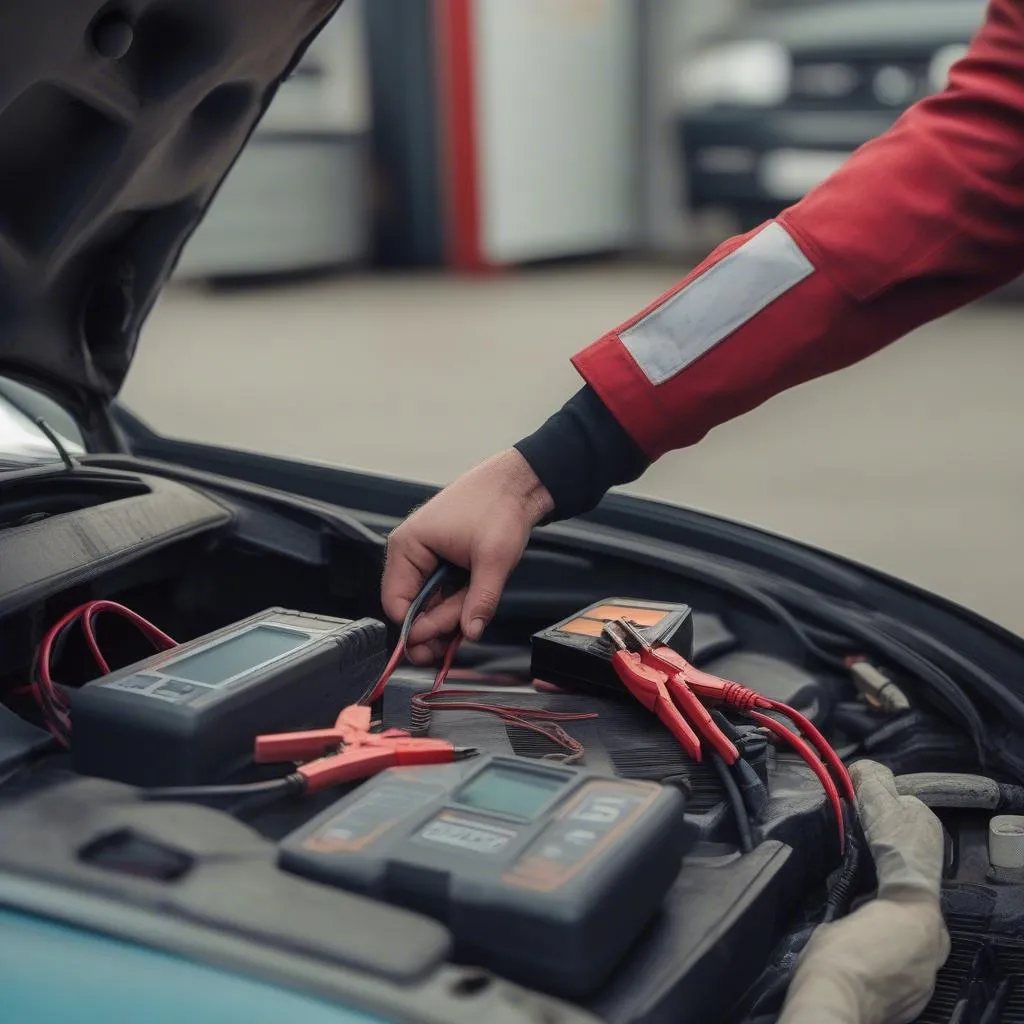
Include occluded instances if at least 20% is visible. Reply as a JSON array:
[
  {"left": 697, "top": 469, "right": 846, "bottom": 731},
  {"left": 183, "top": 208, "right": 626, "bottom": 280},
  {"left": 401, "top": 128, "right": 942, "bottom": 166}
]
[
  {"left": 167, "top": 626, "right": 309, "bottom": 686},
  {"left": 457, "top": 765, "right": 566, "bottom": 820}
]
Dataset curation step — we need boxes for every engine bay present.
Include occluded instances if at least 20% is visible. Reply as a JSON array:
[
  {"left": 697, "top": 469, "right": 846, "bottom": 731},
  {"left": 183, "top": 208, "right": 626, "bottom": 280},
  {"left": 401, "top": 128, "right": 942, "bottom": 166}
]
[{"left": 4, "top": 458, "right": 1024, "bottom": 1024}]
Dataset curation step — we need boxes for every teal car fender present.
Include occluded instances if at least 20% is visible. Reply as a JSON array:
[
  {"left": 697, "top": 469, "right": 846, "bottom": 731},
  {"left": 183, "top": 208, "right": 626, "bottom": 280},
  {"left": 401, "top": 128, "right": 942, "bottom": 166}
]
[{"left": 0, "top": 909, "right": 387, "bottom": 1024}]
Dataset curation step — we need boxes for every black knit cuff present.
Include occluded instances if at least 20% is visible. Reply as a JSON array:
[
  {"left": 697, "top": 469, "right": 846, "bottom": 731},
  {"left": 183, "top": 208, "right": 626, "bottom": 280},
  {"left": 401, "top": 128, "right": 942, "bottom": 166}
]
[{"left": 514, "top": 386, "right": 650, "bottom": 522}]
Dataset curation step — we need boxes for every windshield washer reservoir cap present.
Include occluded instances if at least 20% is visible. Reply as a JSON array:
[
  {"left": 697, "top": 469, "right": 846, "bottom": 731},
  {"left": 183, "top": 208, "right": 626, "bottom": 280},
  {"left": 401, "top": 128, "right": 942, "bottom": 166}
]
[{"left": 989, "top": 814, "right": 1024, "bottom": 869}]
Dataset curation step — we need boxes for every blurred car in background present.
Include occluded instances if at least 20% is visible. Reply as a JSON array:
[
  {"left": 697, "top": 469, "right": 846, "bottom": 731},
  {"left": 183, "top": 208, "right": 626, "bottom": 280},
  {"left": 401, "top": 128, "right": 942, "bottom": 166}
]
[{"left": 675, "top": 0, "right": 984, "bottom": 232}]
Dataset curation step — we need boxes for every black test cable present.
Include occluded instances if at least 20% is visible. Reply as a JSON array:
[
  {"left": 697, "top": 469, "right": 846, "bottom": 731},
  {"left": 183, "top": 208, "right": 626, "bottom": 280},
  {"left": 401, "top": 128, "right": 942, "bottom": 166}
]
[
  {"left": 709, "top": 750, "right": 754, "bottom": 854},
  {"left": 360, "top": 562, "right": 466, "bottom": 706},
  {"left": 141, "top": 778, "right": 297, "bottom": 803}
]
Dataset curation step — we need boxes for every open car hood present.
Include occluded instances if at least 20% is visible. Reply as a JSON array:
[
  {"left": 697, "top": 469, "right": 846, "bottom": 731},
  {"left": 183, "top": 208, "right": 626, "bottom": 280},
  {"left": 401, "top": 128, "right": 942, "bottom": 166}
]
[{"left": 0, "top": 0, "right": 341, "bottom": 415}]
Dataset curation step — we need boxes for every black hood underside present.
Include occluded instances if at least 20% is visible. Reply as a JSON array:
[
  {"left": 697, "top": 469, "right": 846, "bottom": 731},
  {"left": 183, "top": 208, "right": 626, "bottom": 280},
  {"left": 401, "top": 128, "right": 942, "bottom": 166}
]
[{"left": 0, "top": 0, "right": 342, "bottom": 412}]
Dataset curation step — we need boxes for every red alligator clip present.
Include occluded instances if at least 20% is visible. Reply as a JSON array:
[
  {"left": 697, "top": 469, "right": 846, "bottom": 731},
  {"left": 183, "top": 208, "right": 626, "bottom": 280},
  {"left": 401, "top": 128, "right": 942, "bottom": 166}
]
[
  {"left": 603, "top": 619, "right": 740, "bottom": 764},
  {"left": 605, "top": 619, "right": 851, "bottom": 848},
  {"left": 254, "top": 704, "right": 476, "bottom": 794}
]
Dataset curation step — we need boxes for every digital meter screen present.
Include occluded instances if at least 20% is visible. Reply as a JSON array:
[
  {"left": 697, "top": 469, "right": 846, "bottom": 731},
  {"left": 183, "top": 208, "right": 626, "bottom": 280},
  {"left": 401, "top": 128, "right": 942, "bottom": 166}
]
[
  {"left": 166, "top": 626, "right": 309, "bottom": 686},
  {"left": 457, "top": 765, "right": 566, "bottom": 820}
]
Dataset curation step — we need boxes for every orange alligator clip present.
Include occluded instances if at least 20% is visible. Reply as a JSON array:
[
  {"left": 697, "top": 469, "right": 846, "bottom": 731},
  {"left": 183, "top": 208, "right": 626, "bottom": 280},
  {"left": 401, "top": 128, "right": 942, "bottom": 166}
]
[{"left": 254, "top": 704, "right": 477, "bottom": 794}]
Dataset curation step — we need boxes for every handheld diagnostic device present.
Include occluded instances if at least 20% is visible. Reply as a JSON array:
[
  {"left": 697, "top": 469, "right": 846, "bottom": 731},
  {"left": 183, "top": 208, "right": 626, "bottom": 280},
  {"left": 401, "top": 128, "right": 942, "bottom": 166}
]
[
  {"left": 279, "top": 753, "right": 694, "bottom": 997},
  {"left": 531, "top": 598, "right": 694, "bottom": 697},
  {"left": 72, "top": 609, "right": 387, "bottom": 787}
]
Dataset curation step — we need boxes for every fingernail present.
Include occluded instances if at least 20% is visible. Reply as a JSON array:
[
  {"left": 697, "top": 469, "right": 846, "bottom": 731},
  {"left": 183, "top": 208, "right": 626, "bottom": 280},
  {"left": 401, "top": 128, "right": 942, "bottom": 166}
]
[
  {"left": 407, "top": 646, "right": 429, "bottom": 666},
  {"left": 466, "top": 618, "right": 485, "bottom": 641}
]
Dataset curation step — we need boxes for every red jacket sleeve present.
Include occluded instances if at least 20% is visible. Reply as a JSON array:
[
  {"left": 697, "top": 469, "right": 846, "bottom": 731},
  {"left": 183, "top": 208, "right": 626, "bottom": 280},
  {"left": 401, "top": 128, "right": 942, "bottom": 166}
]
[{"left": 573, "top": 0, "right": 1024, "bottom": 460}]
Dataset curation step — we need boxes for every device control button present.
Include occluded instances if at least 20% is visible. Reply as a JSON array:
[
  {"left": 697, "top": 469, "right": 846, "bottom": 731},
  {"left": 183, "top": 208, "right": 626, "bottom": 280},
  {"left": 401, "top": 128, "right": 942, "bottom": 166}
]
[
  {"left": 151, "top": 681, "right": 201, "bottom": 702},
  {"left": 120, "top": 674, "right": 162, "bottom": 691},
  {"left": 564, "top": 828, "right": 600, "bottom": 846},
  {"left": 569, "top": 786, "right": 642, "bottom": 831}
]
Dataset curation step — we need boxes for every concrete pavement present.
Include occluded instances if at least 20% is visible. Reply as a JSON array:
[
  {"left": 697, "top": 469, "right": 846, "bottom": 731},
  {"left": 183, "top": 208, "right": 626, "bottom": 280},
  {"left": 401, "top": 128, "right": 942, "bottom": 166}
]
[{"left": 125, "top": 266, "right": 1024, "bottom": 635}]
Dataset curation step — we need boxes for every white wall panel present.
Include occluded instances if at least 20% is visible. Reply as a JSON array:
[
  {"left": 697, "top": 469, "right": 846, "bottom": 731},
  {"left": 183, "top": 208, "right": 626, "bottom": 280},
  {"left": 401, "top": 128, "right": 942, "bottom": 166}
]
[{"left": 474, "top": 0, "right": 639, "bottom": 264}]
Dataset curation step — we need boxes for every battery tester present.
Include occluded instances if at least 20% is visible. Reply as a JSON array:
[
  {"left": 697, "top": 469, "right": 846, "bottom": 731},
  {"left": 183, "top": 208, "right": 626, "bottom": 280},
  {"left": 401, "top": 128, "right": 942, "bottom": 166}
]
[
  {"left": 280, "top": 752, "right": 694, "bottom": 997},
  {"left": 71, "top": 608, "right": 389, "bottom": 787}
]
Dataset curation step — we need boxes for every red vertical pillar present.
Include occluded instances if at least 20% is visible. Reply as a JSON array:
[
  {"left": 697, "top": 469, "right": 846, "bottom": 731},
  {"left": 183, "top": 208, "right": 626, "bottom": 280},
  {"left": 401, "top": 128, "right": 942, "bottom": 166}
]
[{"left": 436, "top": 0, "right": 489, "bottom": 272}]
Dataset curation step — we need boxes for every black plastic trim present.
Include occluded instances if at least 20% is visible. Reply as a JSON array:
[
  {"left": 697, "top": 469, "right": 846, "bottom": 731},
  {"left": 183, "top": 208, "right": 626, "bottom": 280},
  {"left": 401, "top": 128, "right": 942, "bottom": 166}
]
[{"left": 0, "top": 466, "right": 231, "bottom": 616}]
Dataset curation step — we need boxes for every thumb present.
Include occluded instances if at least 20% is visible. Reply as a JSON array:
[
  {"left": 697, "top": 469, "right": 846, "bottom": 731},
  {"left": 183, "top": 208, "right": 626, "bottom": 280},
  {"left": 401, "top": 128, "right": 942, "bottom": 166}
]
[{"left": 460, "top": 542, "right": 517, "bottom": 641}]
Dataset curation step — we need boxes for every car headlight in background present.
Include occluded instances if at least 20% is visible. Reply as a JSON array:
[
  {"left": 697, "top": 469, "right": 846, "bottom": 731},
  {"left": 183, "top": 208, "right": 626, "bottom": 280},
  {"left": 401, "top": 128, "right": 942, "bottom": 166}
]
[
  {"left": 928, "top": 44, "right": 969, "bottom": 92},
  {"left": 675, "top": 40, "right": 791, "bottom": 109}
]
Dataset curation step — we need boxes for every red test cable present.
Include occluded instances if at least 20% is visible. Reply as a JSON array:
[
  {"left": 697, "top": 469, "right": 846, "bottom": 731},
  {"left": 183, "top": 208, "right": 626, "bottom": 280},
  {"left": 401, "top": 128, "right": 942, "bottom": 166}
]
[
  {"left": 31, "top": 600, "right": 177, "bottom": 743},
  {"left": 79, "top": 600, "right": 176, "bottom": 676},
  {"left": 411, "top": 633, "right": 595, "bottom": 762},
  {"left": 634, "top": 642, "right": 850, "bottom": 848},
  {"left": 763, "top": 698, "right": 855, "bottom": 803},
  {"left": 643, "top": 647, "right": 855, "bottom": 804},
  {"left": 748, "top": 709, "right": 845, "bottom": 850}
]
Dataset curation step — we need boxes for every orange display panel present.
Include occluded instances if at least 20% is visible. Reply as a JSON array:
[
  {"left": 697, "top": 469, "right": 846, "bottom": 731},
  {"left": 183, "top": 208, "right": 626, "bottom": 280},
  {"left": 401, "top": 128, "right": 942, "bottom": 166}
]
[
  {"left": 585, "top": 605, "right": 668, "bottom": 627},
  {"left": 558, "top": 617, "right": 608, "bottom": 637}
]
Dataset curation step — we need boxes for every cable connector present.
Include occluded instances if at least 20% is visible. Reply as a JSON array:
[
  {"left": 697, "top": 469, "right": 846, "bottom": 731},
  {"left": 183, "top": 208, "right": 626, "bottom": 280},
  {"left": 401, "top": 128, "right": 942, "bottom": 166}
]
[
  {"left": 846, "top": 657, "right": 910, "bottom": 713},
  {"left": 684, "top": 673, "right": 767, "bottom": 712}
]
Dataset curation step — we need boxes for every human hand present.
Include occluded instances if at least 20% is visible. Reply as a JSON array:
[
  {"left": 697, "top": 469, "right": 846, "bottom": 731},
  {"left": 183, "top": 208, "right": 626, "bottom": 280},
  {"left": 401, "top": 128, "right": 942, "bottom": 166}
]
[
  {"left": 381, "top": 449, "right": 554, "bottom": 664},
  {"left": 779, "top": 760, "right": 950, "bottom": 1024}
]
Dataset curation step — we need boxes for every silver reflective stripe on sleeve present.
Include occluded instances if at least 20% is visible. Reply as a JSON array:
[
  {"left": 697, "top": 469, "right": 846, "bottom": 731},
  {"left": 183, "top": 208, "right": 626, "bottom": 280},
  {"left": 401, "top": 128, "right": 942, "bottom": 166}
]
[{"left": 620, "top": 221, "right": 815, "bottom": 385}]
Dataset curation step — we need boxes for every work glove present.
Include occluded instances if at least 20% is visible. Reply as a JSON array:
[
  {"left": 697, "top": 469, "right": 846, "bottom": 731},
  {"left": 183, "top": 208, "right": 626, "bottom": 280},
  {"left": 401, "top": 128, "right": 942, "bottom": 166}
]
[
  {"left": 778, "top": 759, "right": 950, "bottom": 1024},
  {"left": 381, "top": 450, "right": 554, "bottom": 663}
]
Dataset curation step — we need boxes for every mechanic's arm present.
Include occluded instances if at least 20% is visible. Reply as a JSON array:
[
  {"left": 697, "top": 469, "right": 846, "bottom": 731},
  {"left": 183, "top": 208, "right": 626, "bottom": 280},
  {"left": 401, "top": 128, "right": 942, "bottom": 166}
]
[{"left": 383, "top": 0, "right": 1024, "bottom": 661}]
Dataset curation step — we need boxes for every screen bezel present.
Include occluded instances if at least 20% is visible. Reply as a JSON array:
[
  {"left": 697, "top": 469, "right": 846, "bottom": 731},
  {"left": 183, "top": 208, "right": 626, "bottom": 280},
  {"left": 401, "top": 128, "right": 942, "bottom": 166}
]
[{"left": 452, "top": 760, "right": 571, "bottom": 823}]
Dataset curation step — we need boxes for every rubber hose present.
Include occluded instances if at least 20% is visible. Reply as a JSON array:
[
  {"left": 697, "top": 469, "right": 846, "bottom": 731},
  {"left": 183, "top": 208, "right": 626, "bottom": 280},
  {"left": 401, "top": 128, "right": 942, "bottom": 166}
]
[{"left": 895, "top": 772, "right": 1024, "bottom": 811}]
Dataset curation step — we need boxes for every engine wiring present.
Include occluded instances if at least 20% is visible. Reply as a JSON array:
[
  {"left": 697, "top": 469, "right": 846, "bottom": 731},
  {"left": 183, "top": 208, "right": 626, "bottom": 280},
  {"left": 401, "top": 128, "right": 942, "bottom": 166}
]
[
  {"left": 413, "top": 634, "right": 597, "bottom": 764},
  {"left": 632, "top": 544, "right": 1024, "bottom": 782},
  {"left": 361, "top": 567, "right": 598, "bottom": 763},
  {"left": 709, "top": 749, "right": 754, "bottom": 854}
]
